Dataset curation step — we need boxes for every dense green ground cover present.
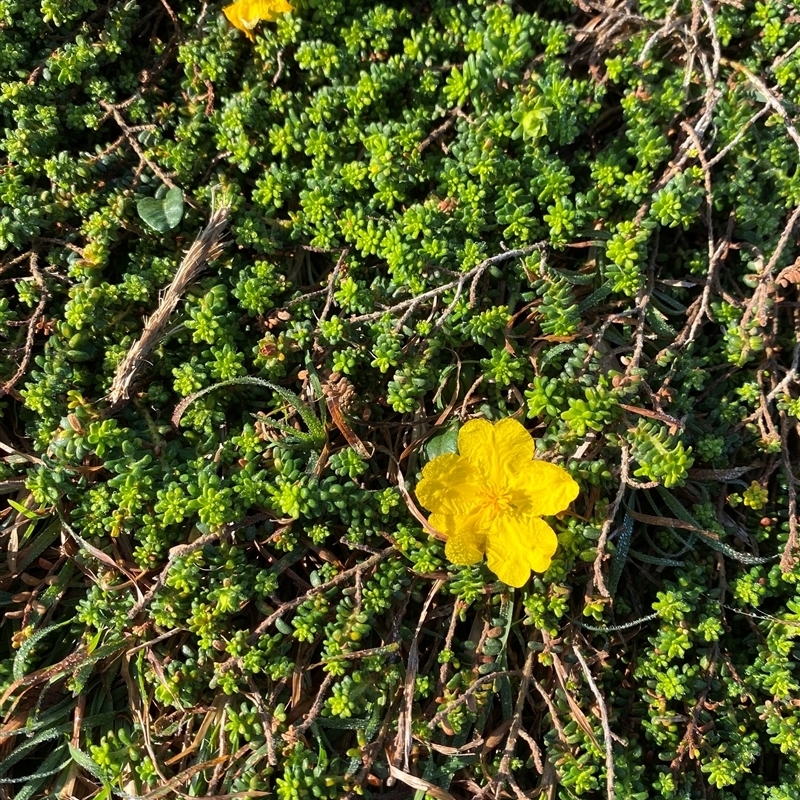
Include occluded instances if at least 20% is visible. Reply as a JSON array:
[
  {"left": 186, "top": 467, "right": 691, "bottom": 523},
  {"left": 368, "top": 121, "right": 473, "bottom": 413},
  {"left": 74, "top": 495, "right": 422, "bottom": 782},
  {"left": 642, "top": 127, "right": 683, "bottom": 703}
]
[{"left": 1, "top": 0, "right": 800, "bottom": 797}]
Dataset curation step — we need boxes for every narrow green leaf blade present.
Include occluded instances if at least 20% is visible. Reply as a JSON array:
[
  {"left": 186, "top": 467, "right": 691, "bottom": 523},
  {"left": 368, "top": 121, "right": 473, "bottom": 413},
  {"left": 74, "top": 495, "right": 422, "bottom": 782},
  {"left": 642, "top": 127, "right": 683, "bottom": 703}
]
[{"left": 13, "top": 618, "right": 72, "bottom": 682}]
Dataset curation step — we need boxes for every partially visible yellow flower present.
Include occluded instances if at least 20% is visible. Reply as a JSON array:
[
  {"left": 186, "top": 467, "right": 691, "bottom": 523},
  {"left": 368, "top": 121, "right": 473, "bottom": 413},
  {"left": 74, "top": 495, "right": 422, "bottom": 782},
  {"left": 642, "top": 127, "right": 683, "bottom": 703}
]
[
  {"left": 416, "top": 417, "right": 579, "bottom": 588},
  {"left": 223, "top": 0, "right": 293, "bottom": 41}
]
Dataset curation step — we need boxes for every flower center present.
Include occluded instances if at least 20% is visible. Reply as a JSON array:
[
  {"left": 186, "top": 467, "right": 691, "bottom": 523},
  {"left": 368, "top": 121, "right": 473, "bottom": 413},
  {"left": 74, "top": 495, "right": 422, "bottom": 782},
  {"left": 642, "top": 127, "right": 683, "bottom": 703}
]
[{"left": 487, "top": 485, "right": 515, "bottom": 517}]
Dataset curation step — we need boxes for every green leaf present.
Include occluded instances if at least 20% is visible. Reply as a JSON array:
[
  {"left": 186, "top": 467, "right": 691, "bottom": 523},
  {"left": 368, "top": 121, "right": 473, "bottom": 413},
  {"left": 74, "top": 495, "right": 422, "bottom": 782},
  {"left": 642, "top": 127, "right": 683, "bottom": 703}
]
[
  {"left": 68, "top": 638, "right": 128, "bottom": 694},
  {"left": 425, "top": 425, "right": 459, "bottom": 460},
  {"left": 7, "top": 497, "right": 39, "bottom": 519},
  {"left": 12, "top": 618, "right": 72, "bottom": 682},
  {"left": 67, "top": 743, "right": 106, "bottom": 783},
  {"left": 163, "top": 186, "right": 184, "bottom": 228},
  {"left": 6, "top": 745, "right": 70, "bottom": 800},
  {"left": 136, "top": 196, "right": 169, "bottom": 232},
  {"left": 512, "top": 97, "right": 553, "bottom": 142},
  {"left": 15, "top": 519, "right": 63, "bottom": 574},
  {"left": 608, "top": 509, "right": 634, "bottom": 596},
  {"left": 628, "top": 548, "right": 684, "bottom": 567},
  {"left": 692, "top": 529, "right": 775, "bottom": 566},
  {"left": 656, "top": 488, "right": 774, "bottom": 565},
  {"left": 172, "top": 376, "right": 326, "bottom": 444},
  {"left": 0, "top": 723, "right": 71, "bottom": 773},
  {"left": 137, "top": 187, "right": 184, "bottom": 232}
]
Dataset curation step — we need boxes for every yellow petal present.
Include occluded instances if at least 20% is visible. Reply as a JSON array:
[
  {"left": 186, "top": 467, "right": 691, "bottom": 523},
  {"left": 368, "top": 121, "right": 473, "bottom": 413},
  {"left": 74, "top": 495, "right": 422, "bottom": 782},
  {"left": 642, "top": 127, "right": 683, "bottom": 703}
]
[
  {"left": 258, "top": 0, "right": 293, "bottom": 18},
  {"left": 415, "top": 453, "right": 484, "bottom": 515},
  {"left": 223, "top": 0, "right": 292, "bottom": 39},
  {"left": 491, "top": 416, "right": 536, "bottom": 462},
  {"left": 441, "top": 516, "right": 487, "bottom": 564},
  {"left": 458, "top": 417, "right": 534, "bottom": 484},
  {"left": 223, "top": 0, "right": 255, "bottom": 38},
  {"left": 508, "top": 460, "right": 579, "bottom": 516},
  {"left": 456, "top": 418, "right": 495, "bottom": 479},
  {"left": 527, "top": 517, "right": 559, "bottom": 571},
  {"left": 446, "top": 534, "right": 486, "bottom": 566},
  {"left": 430, "top": 510, "right": 490, "bottom": 565},
  {"left": 484, "top": 515, "right": 558, "bottom": 588},
  {"left": 427, "top": 512, "right": 455, "bottom": 538},
  {"left": 430, "top": 505, "right": 493, "bottom": 536}
]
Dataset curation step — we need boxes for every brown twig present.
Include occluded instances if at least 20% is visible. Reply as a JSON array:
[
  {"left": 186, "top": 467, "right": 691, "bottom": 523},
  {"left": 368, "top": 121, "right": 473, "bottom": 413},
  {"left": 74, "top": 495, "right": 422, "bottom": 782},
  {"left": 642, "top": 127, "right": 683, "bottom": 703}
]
[
  {"left": 128, "top": 529, "right": 226, "bottom": 619},
  {"left": 282, "top": 672, "right": 334, "bottom": 742},
  {"left": 670, "top": 643, "right": 719, "bottom": 771},
  {"left": 342, "top": 243, "right": 546, "bottom": 329},
  {"left": 460, "top": 375, "right": 485, "bottom": 417},
  {"left": 707, "top": 107, "right": 770, "bottom": 168},
  {"left": 427, "top": 670, "right": 519, "bottom": 729},
  {"left": 214, "top": 548, "right": 394, "bottom": 681},
  {"left": 157, "top": 0, "right": 181, "bottom": 30},
  {"left": 0, "top": 249, "right": 32, "bottom": 277},
  {"left": 313, "top": 248, "right": 349, "bottom": 350},
  {"left": 1, "top": 253, "right": 50, "bottom": 399},
  {"left": 418, "top": 115, "right": 456, "bottom": 154},
  {"left": 255, "top": 549, "right": 392, "bottom": 638},
  {"left": 593, "top": 444, "right": 631, "bottom": 598},
  {"left": 244, "top": 678, "right": 276, "bottom": 766},
  {"left": 531, "top": 675, "right": 567, "bottom": 743},
  {"left": 272, "top": 49, "right": 285, "bottom": 86},
  {"left": 98, "top": 100, "right": 179, "bottom": 188},
  {"left": 624, "top": 228, "right": 658, "bottom": 381},
  {"left": 766, "top": 337, "right": 800, "bottom": 404},
  {"left": 740, "top": 204, "right": 800, "bottom": 336},
  {"left": 393, "top": 580, "right": 443, "bottom": 772},
  {"left": 723, "top": 59, "right": 800, "bottom": 157},
  {"left": 636, "top": 1, "right": 684, "bottom": 66},
  {"left": 516, "top": 728, "right": 543, "bottom": 774},
  {"left": 574, "top": 644, "right": 615, "bottom": 800},
  {"left": 481, "top": 648, "right": 537, "bottom": 800},
  {"left": 679, "top": 122, "right": 737, "bottom": 348},
  {"left": 779, "top": 410, "right": 799, "bottom": 571},
  {"left": 436, "top": 600, "right": 464, "bottom": 700},
  {"left": 108, "top": 202, "right": 229, "bottom": 405}
]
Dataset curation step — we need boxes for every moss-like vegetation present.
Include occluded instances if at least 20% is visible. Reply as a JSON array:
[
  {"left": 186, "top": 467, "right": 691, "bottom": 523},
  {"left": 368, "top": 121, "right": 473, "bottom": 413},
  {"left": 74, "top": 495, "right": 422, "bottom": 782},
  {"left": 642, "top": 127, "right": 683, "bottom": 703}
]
[{"left": 1, "top": 0, "right": 800, "bottom": 797}]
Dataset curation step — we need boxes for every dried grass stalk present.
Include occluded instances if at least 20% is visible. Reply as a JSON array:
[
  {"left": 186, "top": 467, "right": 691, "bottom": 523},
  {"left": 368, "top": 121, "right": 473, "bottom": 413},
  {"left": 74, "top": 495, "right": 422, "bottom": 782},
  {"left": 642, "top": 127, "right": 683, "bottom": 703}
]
[{"left": 107, "top": 204, "right": 229, "bottom": 406}]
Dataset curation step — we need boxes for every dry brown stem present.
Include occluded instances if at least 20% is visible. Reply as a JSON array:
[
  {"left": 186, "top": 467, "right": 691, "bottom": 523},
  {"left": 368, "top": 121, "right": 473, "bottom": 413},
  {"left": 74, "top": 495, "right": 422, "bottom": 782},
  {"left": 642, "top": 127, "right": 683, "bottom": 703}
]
[
  {"left": 127, "top": 529, "right": 225, "bottom": 619},
  {"left": 108, "top": 203, "right": 229, "bottom": 406},
  {"left": 282, "top": 672, "right": 334, "bottom": 743},
  {"left": 723, "top": 59, "right": 800, "bottom": 158},
  {"left": 342, "top": 243, "right": 546, "bottom": 330},
  {"left": 593, "top": 443, "right": 631, "bottom": 598},
  {"left": 0, "top": 253, "right": 50, "bottom": 400},
  {"left": 574, "top": 644, "right": 615, "bottom": 800},
  {"left": 99, "top": 101, "right": 178, "bottom": 188},
  {"left": 427, "top": 670, "right": 520, "bottom": 730},
  {"left": 480, "top": 648, "right": 537, "bottom": 800},
  {"left": 214, "top": 548, "right": 393, "bottom": 681},
  {"left": 670, "top": 643, "right": 719, "bottom": 771},
  {"left": 393, "top": 579, "right": 443, "bottom": 772},
  {"left": 779, "top": 410, "right": 799, "bottom": 571}
]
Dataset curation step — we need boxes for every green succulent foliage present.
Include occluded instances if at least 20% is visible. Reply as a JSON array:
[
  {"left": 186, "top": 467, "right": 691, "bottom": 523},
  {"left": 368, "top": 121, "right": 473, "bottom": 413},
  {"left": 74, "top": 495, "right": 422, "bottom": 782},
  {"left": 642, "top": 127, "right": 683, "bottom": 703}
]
[
  {"left": 629, "top": 421, "right": 694, "bottom": 489},
  {"left": 1, "top": 0, "right": 800, "bottom": 798}
]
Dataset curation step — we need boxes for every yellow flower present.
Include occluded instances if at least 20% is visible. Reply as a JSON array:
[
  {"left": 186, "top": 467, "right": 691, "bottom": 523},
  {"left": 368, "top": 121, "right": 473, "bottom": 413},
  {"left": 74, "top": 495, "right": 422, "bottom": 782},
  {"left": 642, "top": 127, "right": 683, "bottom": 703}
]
[
  {"left": 416, "top": 417, "right": 579, "bottom": 588},
  {"left": 222, "top": 0, "right": 293, "bottom": 41}
]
